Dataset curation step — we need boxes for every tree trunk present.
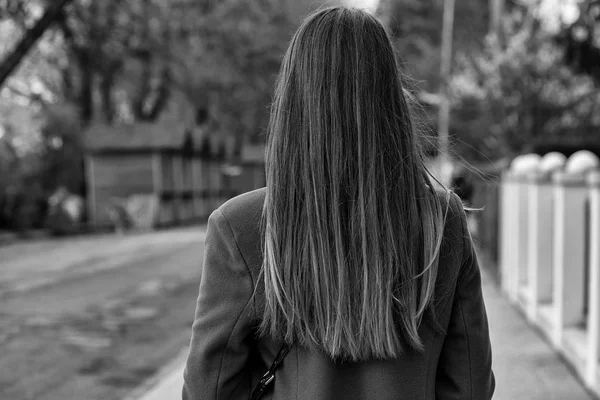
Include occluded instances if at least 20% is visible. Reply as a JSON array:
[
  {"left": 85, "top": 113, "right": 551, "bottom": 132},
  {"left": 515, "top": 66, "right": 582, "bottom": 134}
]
[
  {"left": 0, "top": 0, "right": 75, "bottom": 87},
  {"left": 98, "top": 1, "right": 122, "bottom": 122},
  {"left": 76, "top": 50, "right": 94, "bottom": 125},
  {"left": 145, "top": 68, "right": 172, "bottom": 121},
  {"left": 131, "top": 0, "right": 153, "bottom": 120},
  {"left": 100, "top": 76, "right": 114, "bottom": 123},
  {"left": 132, "top": 59, "right": 153, "bottom": 119},
  {"left": 100, "top": 61, "right": 122, "bottom": 122},
  {"left": 489, "top": 0, "right": 504, "bottom": 38},
  {"left": 57, "top": 10, "right": 96, "bottom": 125}
]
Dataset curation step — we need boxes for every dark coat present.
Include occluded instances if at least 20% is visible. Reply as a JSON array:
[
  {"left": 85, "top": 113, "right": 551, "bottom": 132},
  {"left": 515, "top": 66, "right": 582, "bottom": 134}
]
[{"left": 182, "top": 188, "right": 495, "bottom": 400}]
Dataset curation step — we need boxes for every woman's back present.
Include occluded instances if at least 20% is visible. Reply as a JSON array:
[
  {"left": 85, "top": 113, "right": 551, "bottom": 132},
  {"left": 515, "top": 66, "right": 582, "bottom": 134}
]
[
  {"left": 183, "top": 6, "right": 494, "bottom": 400},
  {"left": 183, "top": 188, "right": 494, "bottom": 399}
]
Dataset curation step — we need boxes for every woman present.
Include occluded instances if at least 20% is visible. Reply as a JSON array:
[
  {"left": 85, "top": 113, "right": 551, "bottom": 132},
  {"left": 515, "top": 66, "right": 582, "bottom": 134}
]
[{"left": 183, "top": 6, "right": 494, "bottom": 400}]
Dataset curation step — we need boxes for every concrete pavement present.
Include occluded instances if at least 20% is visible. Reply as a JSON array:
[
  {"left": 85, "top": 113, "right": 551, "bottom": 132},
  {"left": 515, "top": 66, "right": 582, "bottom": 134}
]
[
  {"left": 124, "top": 349, "right": 187, "bottom": 400},
  {"left": 482, "top": 269, "right": 593, "bottom": 399},
  {"left": 133, "top": 260, "right": 594, "bottom": 400}
]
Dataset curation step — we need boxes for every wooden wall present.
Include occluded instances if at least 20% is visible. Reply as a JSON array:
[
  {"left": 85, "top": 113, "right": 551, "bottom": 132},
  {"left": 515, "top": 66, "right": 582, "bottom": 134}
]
[
  {"left": 87, "top": 151, "right": 267, "bottom": 229},
  {"left": 86, "top": 154, "right": 154, "bottom": 226},
  {"left": 157, "top": 153, "right": 232, "bottom": 226}
]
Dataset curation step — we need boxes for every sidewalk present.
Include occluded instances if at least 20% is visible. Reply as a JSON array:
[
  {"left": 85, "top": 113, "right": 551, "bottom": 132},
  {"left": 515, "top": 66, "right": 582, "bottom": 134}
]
[
  {"left": 132, "top": 263, "right": 594, "bottom": 400},
  {"left": 481, "top": 268, "right": 593, "bottom": 400},
  {"left": 125, "top": 348, "right": 186, "bottom": 400}
]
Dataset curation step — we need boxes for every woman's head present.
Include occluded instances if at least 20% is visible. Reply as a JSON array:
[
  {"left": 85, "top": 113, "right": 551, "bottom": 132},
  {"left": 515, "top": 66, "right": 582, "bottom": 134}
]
[
  {"left": 260, "top": 6, "right": 447, "bottom": 362},
  {"left": 269, "top": 7, "right": 418, "bottom": 177}
]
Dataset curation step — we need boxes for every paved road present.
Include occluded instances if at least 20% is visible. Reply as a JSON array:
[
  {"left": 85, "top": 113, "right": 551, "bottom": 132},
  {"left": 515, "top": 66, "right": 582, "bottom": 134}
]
[
  {"left": 135, "top": 257, "right": 594, "bottom": 400},
  {"left": 0, "top": 227, "right": 205, "bottom": 297},
  {"left": 0, "top": 227, "right": 207, "bottom": 400}
]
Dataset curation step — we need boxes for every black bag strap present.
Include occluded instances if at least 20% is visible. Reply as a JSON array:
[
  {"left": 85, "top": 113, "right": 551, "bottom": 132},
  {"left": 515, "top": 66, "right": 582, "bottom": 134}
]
[{"left": 249, "top": 344, "right": 292, "bottom": 400}]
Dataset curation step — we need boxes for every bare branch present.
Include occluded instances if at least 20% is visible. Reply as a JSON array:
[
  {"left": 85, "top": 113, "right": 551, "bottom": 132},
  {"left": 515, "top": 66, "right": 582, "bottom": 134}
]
[{"left": 0, "top": 0, "right": 75, "bottom": 87}]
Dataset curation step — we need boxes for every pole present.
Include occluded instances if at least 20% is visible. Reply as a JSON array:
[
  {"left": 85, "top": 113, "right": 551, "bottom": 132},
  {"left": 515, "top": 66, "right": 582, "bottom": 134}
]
[
  {"left": 489, "top": 0, "right": 505, "bottom": 37},
  {"left": 437, "top": 0, "right": 456, "bottom": 185}
]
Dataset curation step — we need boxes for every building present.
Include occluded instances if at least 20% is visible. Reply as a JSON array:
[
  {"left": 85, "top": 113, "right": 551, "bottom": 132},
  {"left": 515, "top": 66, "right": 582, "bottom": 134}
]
[{"left": 82, "top": 122, "right": 251, "bottom": 229}]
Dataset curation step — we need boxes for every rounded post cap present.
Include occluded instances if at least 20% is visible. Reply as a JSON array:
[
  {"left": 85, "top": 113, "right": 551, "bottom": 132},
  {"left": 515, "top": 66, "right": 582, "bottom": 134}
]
[
  {"left": 510, "top": 153, "right": 541, "bottom": 179},
  {"left": 565, "top": 150, "right": 599, "bottom": 175}
]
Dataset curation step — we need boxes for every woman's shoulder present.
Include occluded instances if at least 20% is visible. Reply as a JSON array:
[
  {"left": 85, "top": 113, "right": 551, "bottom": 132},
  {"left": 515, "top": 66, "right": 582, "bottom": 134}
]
[
  {"left": 217, "top": 187, "right": 266, "bottom": 225},
  {"left": 434, "top": 188, "right": 470, "bottom": 255},
  {"left": 210, "top": 188, "right": 266, "bottom": 270},
  {"left": 434, "top": 188, "right": 467, "bottom": 223},
  {"left": 430, "top": 189, "right": 472, "bottom": 312}
]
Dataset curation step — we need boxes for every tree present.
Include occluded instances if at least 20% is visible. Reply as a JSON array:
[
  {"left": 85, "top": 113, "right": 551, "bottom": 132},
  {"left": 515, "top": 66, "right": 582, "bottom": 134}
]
[
  {"left": 558, "top": 0, "right": 600, "bottom": 81},
  {"left": 54, "top": 0, "right": 174, "bottom": 123},
  {"left": 450, "top": 3, "right": 600, "bottom": 162},
  {"left": 2, "top": 0, "right": 299, "bottom": 136},
  {"left": 0, "top": 0, "right": 302, "bottom": 232},
  {"left": 38, "top": 103, "right": 83, "bottom": 194},
  {"left": 0, "top": 0, "right": 74, "bottom": 86},
  {"left": 379, "top": 0, "right": 490, "bottom": 94},
  {"left": 380, "top": 0, "right": 600, "bottom": 162},
  {"left": 170, "top": 0, "right": 294, "bottom": 145},
  {"left": 50, "top": 0, "right": 295, "bottom": 134}
]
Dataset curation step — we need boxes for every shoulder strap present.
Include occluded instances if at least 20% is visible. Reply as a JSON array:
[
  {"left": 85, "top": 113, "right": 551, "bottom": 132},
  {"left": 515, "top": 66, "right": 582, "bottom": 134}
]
[{"left": 249, "top": 344, "right": 292, "bottom": 400}]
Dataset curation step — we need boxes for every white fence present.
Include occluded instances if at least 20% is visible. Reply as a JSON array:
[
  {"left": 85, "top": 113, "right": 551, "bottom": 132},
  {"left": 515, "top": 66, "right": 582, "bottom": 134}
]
[{"left": 500, "top": 150, "right": 600, "bottom": 392}]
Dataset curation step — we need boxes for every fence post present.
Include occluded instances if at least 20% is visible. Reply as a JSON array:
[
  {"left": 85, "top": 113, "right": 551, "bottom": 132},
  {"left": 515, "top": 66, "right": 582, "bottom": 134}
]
[
  {"left": 527, "top": 153, "right": 566, "bottom": 322},
  {"left": 505, "top": 154, "right": 540, "bottom": 304},
  {"left": 585, "top": 171, "right": 600, "bottom": 387},
  {"left": 552, "top": 151, "right": 599, "bottom": 357},
  {"left": 516, "top": 174, "right": 531, "bottom": 304},
  {"left": 500, "top": 170, "right": 516, "bottom": 298},
  {"left": 527, "top": 172, "right": 547, "bottom": 321},
  {"left": 552, "top": 171, "right": 588, "bottom": 347}
]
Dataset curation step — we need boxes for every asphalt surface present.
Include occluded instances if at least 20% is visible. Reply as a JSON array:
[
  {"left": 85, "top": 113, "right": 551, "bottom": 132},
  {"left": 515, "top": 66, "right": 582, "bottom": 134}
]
[{"left": 0, "top": 227, "right": 207, "bottom": 400}]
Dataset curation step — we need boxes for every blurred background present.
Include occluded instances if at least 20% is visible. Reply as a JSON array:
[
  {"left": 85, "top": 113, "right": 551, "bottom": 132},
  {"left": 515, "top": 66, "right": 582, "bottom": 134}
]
[{"left": 0, "top": 0, "right": 599, "bottom": 399}]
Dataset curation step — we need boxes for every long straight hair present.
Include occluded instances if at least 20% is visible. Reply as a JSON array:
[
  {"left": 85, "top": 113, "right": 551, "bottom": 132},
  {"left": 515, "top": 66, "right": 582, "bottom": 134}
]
[{"left": 259, "top": 6, "right": 448, "bottom": 362}]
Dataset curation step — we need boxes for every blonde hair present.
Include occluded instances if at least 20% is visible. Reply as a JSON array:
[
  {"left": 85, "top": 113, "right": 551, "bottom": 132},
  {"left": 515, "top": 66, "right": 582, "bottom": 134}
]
[{"left": 259, "top": 6, "right": 448, "bottom": 362}]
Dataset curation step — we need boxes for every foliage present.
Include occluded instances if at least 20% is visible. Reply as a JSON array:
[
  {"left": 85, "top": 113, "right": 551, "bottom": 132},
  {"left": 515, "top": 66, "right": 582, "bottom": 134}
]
[
  {"left": 381, "top": 0, "right": 489, "bottom": 93},
  {"left": 450, "top": 4, "right": 600, "bottom": 162},
  {"left": 0, "top": 0, "right": 299, "bottom": 231},
  {"left": 558, "top": 0, "right": 600, "bottom": 81},
  {"left": 378, "top": 0, "right": 494, "bottom": 161},
  {"left": 380, "top": 0, "right": 600, "bottom": 162},
  {"left": 1, "top": 0, "right": 297, "bottom": 133},
  {"left": 39, "top": 102, "right": 83, "bottom": 194},
  {"left": 0, "top": 98, "right": 44, "bottom": 231},
  {"left": 0, "top": 16, "right": 66, "bottom": 105},
  {"left": 45, "top": 187, "right": 84, "bottom": 235},
  {"left": 0, "top": 101, "right": 82, "bottom": 231},
  {"left": 1, "top": 0, "right": 295, "bottom": 130},
  {"left": 169, "top": 0, "right": 294, "bottom": 143}
]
